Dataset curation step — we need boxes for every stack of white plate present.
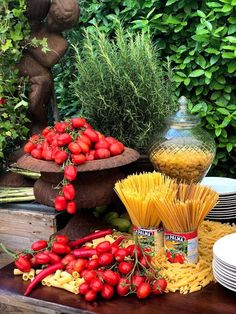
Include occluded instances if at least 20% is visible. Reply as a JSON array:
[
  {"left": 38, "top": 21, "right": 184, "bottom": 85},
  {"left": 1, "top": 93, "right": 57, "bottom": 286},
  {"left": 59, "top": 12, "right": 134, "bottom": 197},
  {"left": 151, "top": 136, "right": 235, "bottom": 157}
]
[
  {"left": 201, "top": 177, "right": 236, "bottom": 221},
  {"left": 213, "top": 233, "right": 236, "bottom": 292}
]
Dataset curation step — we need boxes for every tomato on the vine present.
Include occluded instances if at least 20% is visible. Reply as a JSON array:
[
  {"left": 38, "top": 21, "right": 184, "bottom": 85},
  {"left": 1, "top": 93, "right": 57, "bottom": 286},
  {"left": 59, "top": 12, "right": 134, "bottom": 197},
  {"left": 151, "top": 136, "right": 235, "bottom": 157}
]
[
  {"left": 84, "top": 289, "right": 97, "bottom": 302},
  {"left": 114, "top": 248, "right": 129, "bottom": 262},
  {"left": 98, "top": 253, "right": 114, "bottom": 266},
  {"left": 54, "top": 196, "right": 67, "bottom": 211},
  {"left": 96, "top": 241, "right": 111, "bottom": 255},
  {"left": 152, "top": 278, "right": 167, "bottom": 295},
  {"left": 101, "top": 284, "right": 114, "bottom": 300},
  {"left": 137, "top": 282, "right": 151, "bottom": 299},
  {"left": 117, "top": 278, "right": 130, "bottom": 296},
  {"left": 71, "top": 117, "right": 86, "bottom": 128},
  {"left": 86, "top": 258, "right": 99, "bottom": 270},
  {"left": 67, "top": 201, "right": 77, "bottom": 214},
  {"left": 68, "top": 142, "right": 82, "bottom": 154},
  {"left": 118, "top": 262, "right": 134, "bottom": 275},
  {"left": 31, "top": 240, "right": 48, "bottom": 251},
  {"left": 79, "top": 282, "right": 90, "bottom": 295},
  {"left": 24, "top": 142, "right": 35, "bottom": 153},
  {"left": 102, "top": 270, "right": 120, "bottom": 286},
  {"left": 64, "top": 165, "right": 77, "bottom": 181},
  {"left": 90, "top": 278, "right": 103, "bottom": 292},
  {"left": 62, "top": 184, "right": 75, "bottom": 201}
]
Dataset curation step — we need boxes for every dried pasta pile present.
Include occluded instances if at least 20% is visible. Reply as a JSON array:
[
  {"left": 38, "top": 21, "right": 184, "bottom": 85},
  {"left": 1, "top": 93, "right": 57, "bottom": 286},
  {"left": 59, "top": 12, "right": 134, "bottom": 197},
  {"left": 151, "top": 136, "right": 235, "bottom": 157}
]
[{"left": 153, "top": 220, "right": 236, "bottom": 294}]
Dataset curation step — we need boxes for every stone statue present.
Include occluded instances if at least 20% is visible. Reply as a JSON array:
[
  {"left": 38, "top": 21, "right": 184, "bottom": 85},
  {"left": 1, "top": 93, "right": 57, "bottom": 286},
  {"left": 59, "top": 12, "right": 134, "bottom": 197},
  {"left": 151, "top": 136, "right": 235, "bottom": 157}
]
[{"left": 18, "top": 0, "right": 80, "bottom": 135}]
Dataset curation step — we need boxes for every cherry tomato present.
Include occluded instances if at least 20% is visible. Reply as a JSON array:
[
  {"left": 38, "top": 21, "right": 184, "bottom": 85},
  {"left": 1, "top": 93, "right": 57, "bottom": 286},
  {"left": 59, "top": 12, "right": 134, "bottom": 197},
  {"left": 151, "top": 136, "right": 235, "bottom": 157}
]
[
  {"left": 71, "top": 117, "right": 86, "bottom": 128},
  {"left": 67, "top": 201, "right": 77, "bottom": 214},
  {"left": 114, "top": 248, "right": 129, "bottom": 262},
  {"left": 62, "top": 184, "right": 76, "bottom": 201},
  {"left": 52, "top": 242, "right": 70, "bottom": 255},
  {"left": 101, "top": 284, "right": 114, "bottom": 300},
  {"left": 137, "top": 282, "right": 151, "bottom": 299},
  {"left": 84, "top": 289, "right": 97, "bottom": 302},
  {"left": 31, "top": 240, "right": 48, "bottom": 251},
  {"left": 35, "top": 252, "right": 50, "bottom": 265},
  {"left": 173, "top": 253, "right": 185, "bottom": 264},
  {"left": 64, "top": 165, "right": 77, "bottom": 181},
  {"left": 78, "top": 134, "right": 92, "bottom": 146},
  {"left": 95, "top": 131, "right": 105, "bottom": 140},
  {"left": 166, "top": 251, "right": 174, "bottom": 263},
  {"left": 86, "top": 259, "right": 99, "bottom": 270},
  {"left": 132, "top": 275, "right": 145, "bottom": 290},
  {"left": 90, "top": 278, "right": 103, "bottom": 292},
  {"left": 42, "top": 126, "right": 51, "bottom": 136},
  {"left": 42, "top": 148, "right": 53, "bottom": 161},
  {"left": 86, "top": 153, "right": 95, "bottom": 161},
  {"left": 47, "top": 252, "right": 61, "bottom": 264},
  {"left": 105, "top": 136, "right": 117, "bottom": 145},
  {"left": 68, "top": 142, "right": 82, "bottom": 154},
  {"left": 83, "top": 270, "right": 97, "bottom": 283},
  {"left": 54, "top": 195, "right": 67, "bottom": 211},
  {"left": 73, "top": 258, "right": 87, "bottom": 273},
  {"left": 118, "top": 262, "right": 134, "bottom": 275},
  {"left": 24, "top": 141, "right": 35, "bottom": 153},
  {"left": 54, "top": 235, "right": 69, "bottom": 244},
  {"left": 127, "top": 244, "right": 142, "bottom": 258},
  {"left": 31, "top": 148, "right": 42, "bottom": 159},
  {"left": 111, "top": 243, "right": 119, "bottom": 255},
  {"left": 61, "top": 254, "right": 75, "bottom": 265},
  {"left": 139, "top": 255, "right": 151, "bottom": 268},
  {"left": 54, "top": 122, "right": 67, "bottom": 133},
  {"left": 95, "top": 139, "right": 110, "bottom": 150},
  {"left": 57, "top": 133, "right": 72, "bottom": 146},
  {"left": 98, "top": 253, "right": 114, "bottom": 266},
  {"left": 54, "top": 150, "right": 68, "bottom": 165},
  {"left": 79, "top": 282, "right": 90, "bottom": 295},
  {"left": 117, "top": 278, "right": 130, "bottom": 296},
  {"left": 94, "top": 148, "right": 110, "bottom": 159},
  {"left": 102, "top": 270, "right": 120, "bottom": 286},
  {"left": 109, "top": 142, "right": 124, "bottom": 156},
  {"left": 76, "top": 140, "right": 90, "bottom": 154},
  {"left": 71, "top": 153, "right": 86, "bottom": 165},
  {"left": 152, "top": 278, "right": 167, "bottom": 295},
  {"left": 96, "top": 241, "right": 111, "bottom": 255}
]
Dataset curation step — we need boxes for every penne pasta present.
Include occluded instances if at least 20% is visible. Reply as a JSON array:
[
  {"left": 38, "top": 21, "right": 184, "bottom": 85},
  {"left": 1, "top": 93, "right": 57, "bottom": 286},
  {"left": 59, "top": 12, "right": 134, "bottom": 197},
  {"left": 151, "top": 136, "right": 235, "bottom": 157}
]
[
  {"left": 58, "top": 274, "right": 73, "bottom": 285},
  {"left": 14, "top": 269, "right": 23, "bottom": 275}
]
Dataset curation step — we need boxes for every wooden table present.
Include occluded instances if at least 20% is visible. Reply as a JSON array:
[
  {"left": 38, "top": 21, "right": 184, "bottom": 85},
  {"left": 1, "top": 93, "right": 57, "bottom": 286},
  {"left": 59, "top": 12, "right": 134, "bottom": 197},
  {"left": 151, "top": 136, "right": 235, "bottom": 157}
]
[{"left": 0, "top": 263, "right": 235, "bottom": 314}]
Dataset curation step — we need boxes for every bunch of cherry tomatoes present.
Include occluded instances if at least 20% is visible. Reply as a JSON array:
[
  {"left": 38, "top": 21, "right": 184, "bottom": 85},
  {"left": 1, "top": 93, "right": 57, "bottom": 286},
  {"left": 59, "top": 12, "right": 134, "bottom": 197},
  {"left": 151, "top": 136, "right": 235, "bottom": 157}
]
[{"left": 23, "top": 117, "right": 125, "bottom": 214}]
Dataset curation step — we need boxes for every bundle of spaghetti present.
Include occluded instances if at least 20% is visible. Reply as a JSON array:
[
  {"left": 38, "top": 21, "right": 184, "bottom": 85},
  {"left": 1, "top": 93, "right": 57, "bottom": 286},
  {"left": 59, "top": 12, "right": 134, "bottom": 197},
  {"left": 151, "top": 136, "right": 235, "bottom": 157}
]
[
  {"left": 152, "top": 220, "right": 236, "bottom": 294},
  {"left": 154, "top": 183, "right": 219, "bottom": 232},
  {"left": 114, "top": 172, "right": 177, "bottom": 227}
]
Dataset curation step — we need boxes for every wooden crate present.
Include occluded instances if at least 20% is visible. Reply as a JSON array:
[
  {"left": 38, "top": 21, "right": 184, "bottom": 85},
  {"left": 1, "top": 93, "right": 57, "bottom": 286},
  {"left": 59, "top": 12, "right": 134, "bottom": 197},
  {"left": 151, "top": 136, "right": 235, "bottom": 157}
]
[{"left": 0, "top": 203, "right": 69, "bottom": 269}]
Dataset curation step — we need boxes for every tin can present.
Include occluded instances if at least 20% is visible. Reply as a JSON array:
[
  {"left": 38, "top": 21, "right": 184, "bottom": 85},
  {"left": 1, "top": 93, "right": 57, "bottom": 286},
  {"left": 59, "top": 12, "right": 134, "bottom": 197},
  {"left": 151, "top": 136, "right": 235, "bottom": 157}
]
[
  {"left": 164, "top": 229, "right": 198, "bottom": 264},
  {"left": 133, "top": 225, "right": 164, "bottom": 255}
]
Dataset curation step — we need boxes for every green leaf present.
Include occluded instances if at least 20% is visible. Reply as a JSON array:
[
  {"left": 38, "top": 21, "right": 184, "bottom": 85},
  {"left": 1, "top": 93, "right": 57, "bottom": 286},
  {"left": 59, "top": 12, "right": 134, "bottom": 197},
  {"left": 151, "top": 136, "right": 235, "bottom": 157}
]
[
  {"left": 205, "top": 48, "right": 220, "bottom": 55},
  {"left": 189, "top": 69, "right": 205, "bottom": 77},
  {"left": 197, "top": 10, "right": 206, "bottom": 18},
  {"left": 222, "top": 52, "right": 235, "bottom": 58},
  {"left": 206, "top": 2, "right": 222, "bottom": 8},
  {"left": 232, "top": 0, "right": 236, "bottom": 5},
  {"left": 226, "top": 143, "right": 233, "bottom": 152},
  {"left": 225, "top": 36, "right": 236, "bottom": 43},
  {"left": 228, "top": 17, "right": 236, "bottom": 24},
  {"left": 211, "top": 91, "right": 221, "bottom": 100},
  {"left": 227, "top": 61, "right": 236, "bottom": 73},
  {"left": 191, "top": 103, "right": 202, "bottom": 113},
  {"left": 196, "top": 55, "right": 206, "bottom": 68},
  {"left": 217, "top": 108, "right": 230, "bottom": 115},
  {"left": 184, "top": 78, "right": 190, "bottom": 86},
  {"left": 222, "top": 4, "right": 233, "bottom": 12},
  {"left": 166, "top": 0, "right": 179, "bottom": 5},
  {"left": 205, "top": 71, "right": 212, "bottom": 79},
  {"left": 215, "top": 128, "right": 222, "bottom": 137}
]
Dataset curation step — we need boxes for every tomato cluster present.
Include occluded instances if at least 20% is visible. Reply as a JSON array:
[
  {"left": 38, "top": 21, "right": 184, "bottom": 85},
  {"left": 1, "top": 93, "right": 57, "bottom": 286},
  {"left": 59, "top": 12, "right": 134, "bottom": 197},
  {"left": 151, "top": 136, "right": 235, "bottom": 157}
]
[
  {"left": 23, "top": 117, "right": 125, "bottom": 214},
  {"left": 166, "top": 251, "right": 185, "bottom": 264}
]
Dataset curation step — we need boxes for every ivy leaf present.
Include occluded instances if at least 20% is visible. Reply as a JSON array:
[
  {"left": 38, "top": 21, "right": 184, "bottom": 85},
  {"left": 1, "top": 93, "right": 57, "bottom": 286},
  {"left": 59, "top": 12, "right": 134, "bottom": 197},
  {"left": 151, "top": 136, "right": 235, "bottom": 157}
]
[{"left": 189, "top": 69, "right": 205, "bottom": 77}]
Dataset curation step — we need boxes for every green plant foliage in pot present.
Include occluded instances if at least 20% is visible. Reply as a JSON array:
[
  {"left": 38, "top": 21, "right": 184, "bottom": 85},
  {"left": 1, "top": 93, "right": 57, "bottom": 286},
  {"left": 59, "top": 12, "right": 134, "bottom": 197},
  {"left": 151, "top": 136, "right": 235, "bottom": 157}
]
[{"left": 72, "top": 25, "right": 177, "bottom": 153}]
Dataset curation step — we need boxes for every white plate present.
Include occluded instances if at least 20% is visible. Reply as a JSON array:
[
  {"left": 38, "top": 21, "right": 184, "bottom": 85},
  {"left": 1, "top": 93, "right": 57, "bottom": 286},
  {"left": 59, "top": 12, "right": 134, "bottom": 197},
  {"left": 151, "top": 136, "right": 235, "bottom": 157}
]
[
  {"left": 213, "top": 233, "right": 236, "bottom": 267},
  {"left": 213, "top": 271, "right": 236, "bottom": 292},
  {"left": 213, "top": 260, "right": 236, "bottom": 277},
  {"left": 206, "top": 216, "right": 236, "bottom": 220},
  {"left": 201, "top": 177, "right": 236, "bottom": 195},
  {"left": 208, "top": 209, "right": 236, "bottom": 215}
]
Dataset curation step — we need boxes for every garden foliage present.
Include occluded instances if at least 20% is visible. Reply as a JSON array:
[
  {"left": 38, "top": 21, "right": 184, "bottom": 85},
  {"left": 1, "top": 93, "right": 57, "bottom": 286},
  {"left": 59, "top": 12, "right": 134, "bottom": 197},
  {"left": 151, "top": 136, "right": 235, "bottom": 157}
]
[{"left": 55, "top": 0, "right": 236, "bottom": 177}]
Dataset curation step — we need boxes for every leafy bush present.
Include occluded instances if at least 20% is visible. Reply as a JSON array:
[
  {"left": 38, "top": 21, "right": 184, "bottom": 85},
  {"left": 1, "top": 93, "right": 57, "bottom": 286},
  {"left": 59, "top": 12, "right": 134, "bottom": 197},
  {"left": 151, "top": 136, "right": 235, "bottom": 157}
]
[
  {"left": 55, "top": 0, "right": 236, "bottom": 177},
  {"left": 0, "top": 0, "right": 30, "bottom": 169},
  {"left": 72, "top": 26, "right": 175, "bottom": 152}
]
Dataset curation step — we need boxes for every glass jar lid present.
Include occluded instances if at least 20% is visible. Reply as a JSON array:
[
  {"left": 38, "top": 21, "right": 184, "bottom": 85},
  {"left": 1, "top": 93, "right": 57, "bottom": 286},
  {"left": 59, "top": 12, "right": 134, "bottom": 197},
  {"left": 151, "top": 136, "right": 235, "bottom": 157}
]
[{"left": 165, "top": 96, "right": 200, "bottom": 126}]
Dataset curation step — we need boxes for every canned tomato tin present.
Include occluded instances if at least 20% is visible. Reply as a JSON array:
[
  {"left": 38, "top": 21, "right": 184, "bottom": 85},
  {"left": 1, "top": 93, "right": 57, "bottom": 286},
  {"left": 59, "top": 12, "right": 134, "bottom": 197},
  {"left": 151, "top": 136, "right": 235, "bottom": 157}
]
[
  {"left": 164, "top": 229, "right": 198, "bottom": 264},
  {"left": 133, "top": 225, "right": 164, "bottom": 255}
]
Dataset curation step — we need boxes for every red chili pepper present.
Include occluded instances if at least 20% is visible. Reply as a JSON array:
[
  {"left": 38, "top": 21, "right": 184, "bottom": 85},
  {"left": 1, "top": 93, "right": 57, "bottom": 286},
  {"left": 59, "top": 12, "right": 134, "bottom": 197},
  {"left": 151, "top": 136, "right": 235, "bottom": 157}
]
[
  {"left": 73, "top": 248, "right": 97, "bottom": 258},
  {"left": 112, "top": 235, "right": 125, "bottom": 246},
  {"left": 69, "top": 229, "right": 113, "bottom": 248},
  {"left": 24, "top": 263, "right": 64, "bottom": 296}
]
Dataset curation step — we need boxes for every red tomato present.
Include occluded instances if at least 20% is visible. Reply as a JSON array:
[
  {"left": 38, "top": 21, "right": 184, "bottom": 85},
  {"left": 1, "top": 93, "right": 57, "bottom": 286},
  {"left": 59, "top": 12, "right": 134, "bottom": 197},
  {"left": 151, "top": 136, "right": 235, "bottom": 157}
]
[
  {"left": 67, "top": 201, "right": 77, "bottom": 214},
  {"left": 68, "top": 142, "right": 81, "bottom": 154},
  {"left": 52, "top": 242, "right": 70, "bottom": 255},
  {"left": 54, "top": 150, "right": 68, "bottom": 165},
  {"left": 166, "top": 251, "right": 174, "bottom": 263},
  {"left": 79, "top": 282, "right": 90, "bottom": 295},
  {"left": 57, "top": 133, "right": 72, "bottom": 146},
  {"left": 61, "top": 254, "right": 75, "bottom": 265},
  {"left": 137, "top": 282, "right": 151, "bottom": 299},
  {"left": 96, "top": 241, "right": 111, "bottom": 255},
  {"left": 127, "top": 244, "right": 142, "bottom": 258},
  {"left": 95, "top": 131, "right": 105, "bottom": 140},
  {"left": 64, "top": 165, "right": 77, "bottom": 181},
  {"left": 62, "top": 184, "right": 76, "bottom": 201},
  {"left": 54, "top": 195, "right": 67, "bottom": 211},
  {"left": 31, "top": 148, "right": 42, "bottom": 159},
  {"left": 152, "top": 278, "right": 167, "bottom": 295},
  {"left": 31, "top": 240, "right": 48, "bottom": 251},
  {"left": 86, "top": 259, "right": 99, "bottom": 270},
  {"left": 132, "top": 275, "right": 145, "bottom": 290},
  {"left": 71, "top": 153, "right": 86, "bottom": 165},
  {"left": 42, "top": 148, "right": 53, "bottom": 161},
  {"left": 54, "top": 235, "right": 69, "bottom": 244},
  {"left": 42, "top": 126, "right": 51, "bottom": 136},
  {"left": 78, "top": 134, "right": 92, "bottom": 146},
  {"left": 83, "top": 128, "right": 99, "bottom": 142},
  {"left": 139, "top": 255, "right": 151, "bottom": 268},
  {"left": 118, "top": 262, "right": 134, "bottom": 275},
  {"left": 83, "top": 270, "right": 97, "bottom": 283},
  {"left": 73, "top": 258, "right": 87, "bottom": 273},
  {"left": 111, "top": 243, "right": 119, "bottom": 255},
  {"left": 84, "top": 289, "right": 97, "bottom": 302},
  {"left": 24, "top": 141, "right": 35, "bottom": 153},
  {"left": 86, "top": 153, "right": 95, "bottom": 161},
  {"left": 95, "top": 139, "right": 110, "bottom": 150},
  {"left": 77, "top": 140, "right": 90, "bottom": 154},
  {"left": 54, "top": 122, "right": 67, "bottom": 133},
  {"left": 35, "top": 252, "right": 50, "bottom": 265},
  {"left": 105, "top": 136, "right": 117, "bottom": 145},
  {"left": 173, "top": 253, "right": 185, "bottom": 264},
  {"left": 98, "top": 253, "right": 114, "bottom": 266},
  {"left": 117, "top": 278, "right": 130, "bottom": 296},
  {"left": 84, "top": 122, "right": 93, "bottom": 129},
  {"left": 101, "top": 284, "right": 114, "bottom": 300},
  {"left": 114, "top": 248, "right": 129, "bottom": 262},
  {"left": 47, "top": 252, "right": 61, "bottom": 264},
  {"left": 102, "top": 270, "right": 120, "bottom": 286},
  {"left": 71, "top": 117, "right": 86, "bottom": 128},
  {"left": 90, "top": 278, "right": 103, "bottom": 292},
  {"left": 109, "top": 142, "right": 124, "bottom": 156},
  {"left": 94, "top": 148, "right": 110, "bottom": 159}
]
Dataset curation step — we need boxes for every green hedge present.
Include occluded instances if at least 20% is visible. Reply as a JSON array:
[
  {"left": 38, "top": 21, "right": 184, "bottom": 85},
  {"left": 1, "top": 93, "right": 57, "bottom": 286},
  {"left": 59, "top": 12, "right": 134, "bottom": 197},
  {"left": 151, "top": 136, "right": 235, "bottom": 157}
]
[{"left": 55, "top": 0, "right": 236, "bottom": 177}]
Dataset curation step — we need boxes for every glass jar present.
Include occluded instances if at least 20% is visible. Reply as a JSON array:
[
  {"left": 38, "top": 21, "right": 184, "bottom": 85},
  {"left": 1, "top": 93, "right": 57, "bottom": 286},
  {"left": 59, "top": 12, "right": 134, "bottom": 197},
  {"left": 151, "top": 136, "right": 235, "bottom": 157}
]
[{"left": 148, "top": 96, "right": 216, "bottom": 183}]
